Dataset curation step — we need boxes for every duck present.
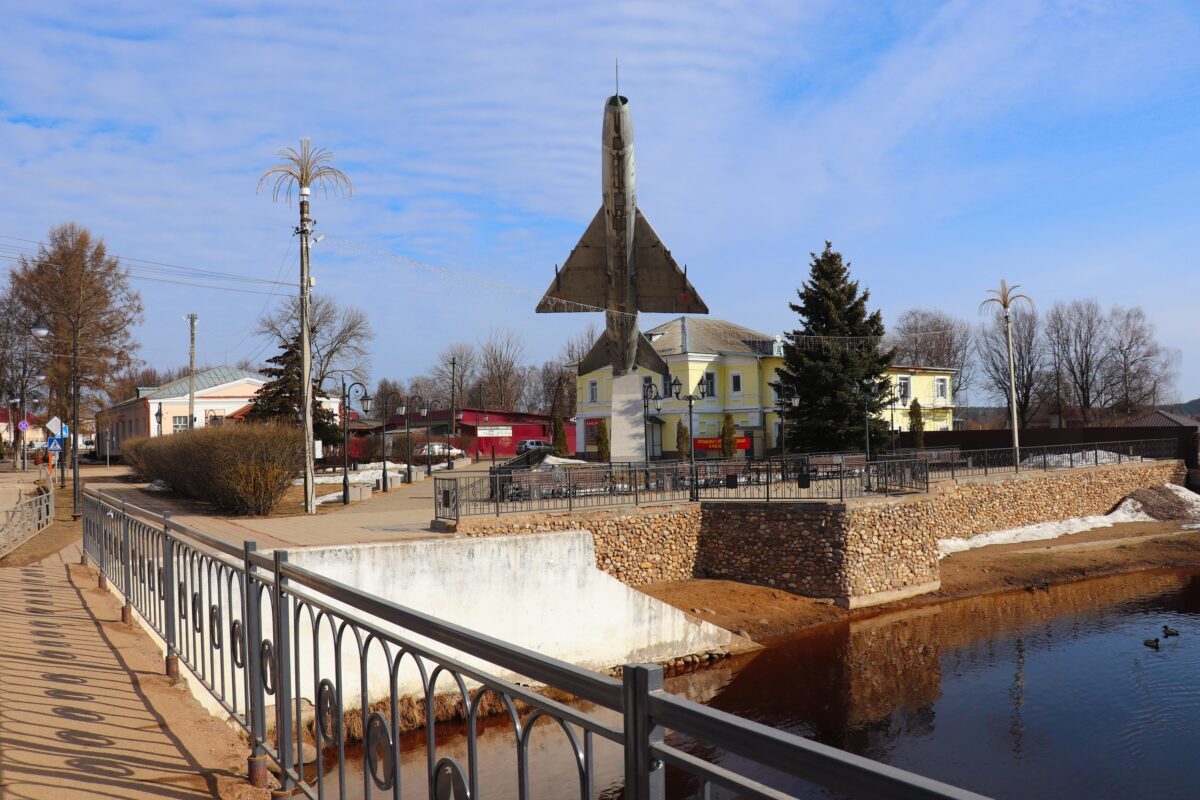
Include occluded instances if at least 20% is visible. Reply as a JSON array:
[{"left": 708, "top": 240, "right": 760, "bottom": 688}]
[
  {"left": 1144, "top": 638, "right": 1160, "bottom": 650},
  {"left": 1163, "top": 626, "right": 1180, "bottom": 638},
  {"left": 1036, "top": 581, "right": 1050, "bottom": 591}
]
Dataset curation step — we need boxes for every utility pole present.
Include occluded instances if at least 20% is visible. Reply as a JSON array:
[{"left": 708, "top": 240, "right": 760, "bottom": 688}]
[
  {"left": 187, "top": 313, "right": 198, "bottom": 430},
  {"left": 298, "top": 188, "right": 316, "bottom": 513},
  {"left": 448, "top": 356, "right": 457, "bottom": 470}
]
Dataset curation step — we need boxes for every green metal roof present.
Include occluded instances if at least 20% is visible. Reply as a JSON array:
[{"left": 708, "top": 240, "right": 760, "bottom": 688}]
[{"left": 138, "top": 366, "right": 268, "bottom": 400}]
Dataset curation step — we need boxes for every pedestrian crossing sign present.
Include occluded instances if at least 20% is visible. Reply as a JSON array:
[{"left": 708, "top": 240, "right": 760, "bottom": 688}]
[{"left": 47, "top": 438, "right": 62, "bottom": 453}]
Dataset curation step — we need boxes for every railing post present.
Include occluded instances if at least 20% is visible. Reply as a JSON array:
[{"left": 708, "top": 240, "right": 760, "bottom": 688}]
[
  {"left": 243, "top": 542, "right": 269, "bottom": 789},
  {"left": 839, "top": 467, "right": 845, "bottom": 503},
  {"left": 568, "top": 470, "right": 574, "bottom": 511},
  {"left": 161, "top": 511, "right": 179, "bottom": 680},
  {"left": 634, "top": 466, "right": 639, "bottom": 506},
  {"left": 622, "top": 664, "right": 665, "bottom": 800},
  {"left": 494, "top": 475, "right": 500, "bottom": 517},
  {"left": 120, "top": 501, "right": 133, "bottom": 624},
  {"left": 272, "top": 550, "right": 295, "bottom": 791}
]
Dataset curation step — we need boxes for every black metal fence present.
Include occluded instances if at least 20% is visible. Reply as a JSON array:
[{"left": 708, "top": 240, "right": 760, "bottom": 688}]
[
  {"left": 82, "top": 488, "right": 983, "bottom": 799},
  {"left": 435, "top": 438, "right": 1177, "bottom": 520}
]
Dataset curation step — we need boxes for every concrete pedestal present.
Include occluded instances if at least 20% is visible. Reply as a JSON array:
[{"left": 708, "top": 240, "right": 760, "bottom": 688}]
[{"left": 610, "top": 373, "right": 648, "bottom": 463}]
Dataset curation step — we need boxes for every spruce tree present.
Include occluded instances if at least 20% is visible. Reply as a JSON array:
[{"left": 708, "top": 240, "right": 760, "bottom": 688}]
[
  {"left": 909, "top": 398, "right": 925, "bottom": 449},
  {"left": 249, "top": 335, "right": 340, "bottom": 444},
  {"left": 675, "top": 418, "right": 690, "bottom": 458},
  {"left": 776, "top": 243, "right": 894, "bottom": 452},
  {"left": 720, "top": 413, "right": 737, "bottom": 458}
]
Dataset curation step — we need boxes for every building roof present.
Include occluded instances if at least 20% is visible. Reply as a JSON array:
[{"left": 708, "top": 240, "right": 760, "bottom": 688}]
[
  {"left": 137, "top": 366, "right": 268, "bottom": 401},
  {"left": 644, "top": 317, "right": 774, "bottom": 357},
  {"left": 1129, "top": 409, "right": 1200, "bottom": 428}
]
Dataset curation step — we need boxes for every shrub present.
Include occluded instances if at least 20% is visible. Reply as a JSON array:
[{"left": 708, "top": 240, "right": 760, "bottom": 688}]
[
  {"left": 596, "top": 418, "right": 610, "bottom": 462},
  {"left": 123, "top": 436, "right": 151, "bottom": 477},
  {"left": 131, "top": 423, "right": 303, "bottom": 515},
  {"left": 909, "top": 398, "right": 925, "bottom": 449},
  {"left": 720, "top": 413, "right": 737, "bottom": 458}
]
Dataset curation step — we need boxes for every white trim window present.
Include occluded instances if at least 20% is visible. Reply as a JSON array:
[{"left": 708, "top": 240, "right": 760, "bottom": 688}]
[
  {"left": 703, "top": 372, "right": 716, "bottom": 398},
  {"left": 730, "top": 373, "right": 742, "bottom": 395},
  {"left": 172, "top": 415, "right": 189, "bottom": 433},
  {"left": 588, "top": 380, "right": 599, "bottom": 404},
  {"left": 935, "top": 377, "right": 949, "bottom": 402},
  {"left": 896, "top": 376, "right": 911, "bottom": 406}
]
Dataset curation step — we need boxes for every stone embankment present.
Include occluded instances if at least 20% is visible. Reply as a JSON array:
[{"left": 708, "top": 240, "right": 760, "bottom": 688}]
[{"left": 450, "top": 460, "right": 1186, "bottom": 609}]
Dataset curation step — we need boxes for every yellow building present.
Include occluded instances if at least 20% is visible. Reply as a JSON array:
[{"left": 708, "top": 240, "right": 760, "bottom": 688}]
[{"left": 575, "top": 317, "right": 955, "bottom": 458}]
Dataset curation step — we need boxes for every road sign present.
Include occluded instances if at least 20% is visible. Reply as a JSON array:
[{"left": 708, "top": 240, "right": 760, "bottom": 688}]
[
  {"left": 45, "top": 416, "right": 62, "bottom": 437},
  {"left": 17, "top": 420, "right": 28, "bottom": 432},
  {"left": 47, "top": 438, "right": 62, "bottom": 453}
]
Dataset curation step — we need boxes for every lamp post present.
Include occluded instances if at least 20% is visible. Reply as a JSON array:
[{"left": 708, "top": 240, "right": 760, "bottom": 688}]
[
  {"left": 425, "top": 400, "right": 441, "bottom": 475},
  {"left": 980, "top": 280, "right": 1033, "bottom": 469},
  {"left": 398, "top": 394, "right": 422, "bottom": 485},
  {"left": 671, "top": 376, "right": 708, "bottom": 502},
  {"left": 774, "top": 384, "right": 799, "bottom": 456},
  {"left": 32, "top": 314, "right": 82, "bottom": 518},
  {"left": 155, "top": 403, "right": 163, "bottom": 437},
  {"left": 642, "top": 383, "right": 663, "bottom": 464},
  {"left": 377, "top": 391, "right": 401, "bottom": 492},
  {"left": 338, "top": 378, "right": 371, "bottom": 506}
]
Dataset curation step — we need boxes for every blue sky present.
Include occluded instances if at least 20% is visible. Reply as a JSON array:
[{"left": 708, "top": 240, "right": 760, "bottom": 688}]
[{"left": 3, "top": 1, "right": 1199, "bottom": 400}]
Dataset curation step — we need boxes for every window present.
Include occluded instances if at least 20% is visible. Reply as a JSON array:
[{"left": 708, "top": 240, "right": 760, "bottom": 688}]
[
  {"left": 663, "top": 374, "right": 672, "bottom": 396},
  {"left": 896, "top": 376, "right": 911, "bottom": 405},
  {"left": 703, "top": 372, "right": 716, "bottom": 398},
  {"left": 588, "top": 381, "right": 599, "bottom": 404},
  {"left": 935, "top": 377, "right": 948, "bottom": 401},
  {"left": 642, "top": 375, "right": 654, "bottom": 396},
  {"left": 172, "top": 415, "right": 188, "bottom": 433},
  {"left": 731, "top": 374, "right": 742, "bottom": 394}
]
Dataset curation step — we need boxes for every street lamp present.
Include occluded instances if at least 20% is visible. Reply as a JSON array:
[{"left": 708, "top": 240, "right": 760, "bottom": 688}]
[
  {"left": 376, "top": 390, "right": 401, "bottom": 492},
  {"left": 338, "top": 378, "right": 370, "bottom": 506},
  {"left": 424, "top": 400, "right": 441, "bottom": 475},
  {"left": 774, "top": 384, "right": 799, "bottom": 456},
  {"left": 671, "top": 376, "right": 708, "bottom": 501},
  {"left": 980, "top": 280, "right": 1033, "bottom": 470},
  {"left": 642, "top": 382, "right": 663, "bottom": 464},
  {"left": 397, "top": 394, "right": 422, "bottom": 485},
  {"left": 32, "top": 314, "right": 82, "bottom": 518}
]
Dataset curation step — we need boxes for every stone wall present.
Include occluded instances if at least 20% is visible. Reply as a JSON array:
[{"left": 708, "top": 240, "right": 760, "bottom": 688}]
[{"left": 450, "top": 459, "right": 1186, "bottom": 607}]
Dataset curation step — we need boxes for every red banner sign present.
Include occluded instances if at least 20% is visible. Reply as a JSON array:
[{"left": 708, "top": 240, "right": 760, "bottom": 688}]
[{"left": 693, "top": 435, "right": 750, "bottom": 451}]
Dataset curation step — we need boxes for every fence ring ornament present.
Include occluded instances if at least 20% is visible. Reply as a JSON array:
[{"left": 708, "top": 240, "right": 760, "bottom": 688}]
[
  {"left": 434, "top": 758, "right": 470, "bottom": 800},
  {"left": 260, "top": 640, "right": 275, "bottom": 695},
  {"left": 317, "top": 679, "right": 340, "bottom": 744},
  {"left": 365, "top": 711, "right": 394, "bottom": 790},
  {"left": 178, "top": 583, "right": 187, "bottom": 619},
  {"left": 209, "top": 605, "right": 222, "bottom": 649},
  {"left": 192, "top": 593, "right": 203, "bottom": 633},
  {"left": 229, "top": 620, "right": 244, "bottom": 667}
]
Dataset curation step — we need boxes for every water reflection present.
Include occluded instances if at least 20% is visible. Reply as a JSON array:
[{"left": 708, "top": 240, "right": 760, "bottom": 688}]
[{"left": 328, "top": 570, "right": 1200, "bottom": 799}]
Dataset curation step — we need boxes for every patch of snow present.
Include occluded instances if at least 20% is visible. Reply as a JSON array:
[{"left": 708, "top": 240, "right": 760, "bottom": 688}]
[
  {"left": 1163, "top": 483, "right": 1200, "bottom": 517},
  {"left": 316, "top": 491, "right": 344, "bottom": 505},
  {"left": 1020, "top": 448, "right": 1149, "bottom": 469},
  {"left": 145, "top": 479, "right": 172, "bottom": 492},
  {"left": 938, "top": 498, "right": 1153, "bottom": 558}
]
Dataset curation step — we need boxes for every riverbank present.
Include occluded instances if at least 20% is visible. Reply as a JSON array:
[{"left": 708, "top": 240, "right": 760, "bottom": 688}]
[{"left": 641, "top": 518, "right": 1200, "bottom": 641}]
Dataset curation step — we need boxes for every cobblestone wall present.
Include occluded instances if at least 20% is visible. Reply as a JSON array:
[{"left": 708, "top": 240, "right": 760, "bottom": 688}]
[{"left": 451, "top": 460, "right": 1185, "bottom": 605}]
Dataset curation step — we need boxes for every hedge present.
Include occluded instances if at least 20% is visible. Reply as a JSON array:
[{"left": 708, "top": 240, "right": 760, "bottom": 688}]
[{"left": 123, "top": 424, "right": 304, "bottom": 515}]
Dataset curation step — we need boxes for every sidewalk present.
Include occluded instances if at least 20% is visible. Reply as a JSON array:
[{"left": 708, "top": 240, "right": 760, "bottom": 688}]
[{"left": 0, "top": 532, "right": 266, "bottom": 798}]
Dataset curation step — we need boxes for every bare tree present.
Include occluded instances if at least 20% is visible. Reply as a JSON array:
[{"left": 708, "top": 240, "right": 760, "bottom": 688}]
[
  {"left": 890, "top": 308, "right": 974, "bottom": 401},
  {"left": 977, "top": 306, "right": 1046, "bottom": 428},
  {"left": 1044, "top": 299, "right": 1108, "bottom": 425},
  {"left": 108, "top": 364, "right": 194, "bottom": 404},
  {"left": 1104, "top": 306, "right": 1177, "bottom": 420},
  {"left": 478, "top": 328, "right": 527, "bottom": 411},
  {"left": 258, "top": 294, "right": 375, "bottom": 386},
  {"left": 372, "top": 377, "right": 406, "bottom": 415},
  {"left": 10, "top": 224, "right": 143, "bottom": 419},
  {"left": 431, "top": 343, "right": 479, "bottom": 411}
]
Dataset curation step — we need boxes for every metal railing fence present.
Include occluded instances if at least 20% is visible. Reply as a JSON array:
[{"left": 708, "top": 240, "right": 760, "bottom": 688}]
[
  {"left": 436, "top": 438, "right": 1176, "bottom": 520},
  {"left": 0, "top": 472, "right": 55, "bottom": 558},
  {"left": 82, "top": 487, "right": 985, "bottom": 800}
]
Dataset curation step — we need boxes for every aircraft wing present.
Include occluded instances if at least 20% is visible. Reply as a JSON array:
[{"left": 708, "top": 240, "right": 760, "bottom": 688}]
[
  {"left": 578, "top": 329, "right": 669, "bottom": 377},
  {"left": 536, "top": 207, "right": 609, "bottom": 313},
  {"left": 633, "top": 209, "right": 708, "bottom": 314}
]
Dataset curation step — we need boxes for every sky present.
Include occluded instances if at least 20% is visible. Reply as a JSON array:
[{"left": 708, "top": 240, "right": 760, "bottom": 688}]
[{"left": 3, "top": 1, "right": 1199, "bottom": 402}]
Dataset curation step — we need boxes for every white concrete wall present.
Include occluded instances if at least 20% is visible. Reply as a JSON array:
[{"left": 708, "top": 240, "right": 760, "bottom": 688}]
[{"left": 287, "top": 530, "right": 736, "bottom": 702}]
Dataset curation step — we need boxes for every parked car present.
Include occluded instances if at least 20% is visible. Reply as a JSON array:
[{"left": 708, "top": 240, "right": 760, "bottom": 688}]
[
  {"left": 517, "top": 439, "right": 553, "bottom": 455},
  {"left": 415, "top": 442, "right": 464, "bottom": 458}
]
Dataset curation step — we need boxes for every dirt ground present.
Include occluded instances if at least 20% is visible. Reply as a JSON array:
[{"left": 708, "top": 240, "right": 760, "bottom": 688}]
[{"left": 641, "top": 519, "right": 1200, "bottom": 642}]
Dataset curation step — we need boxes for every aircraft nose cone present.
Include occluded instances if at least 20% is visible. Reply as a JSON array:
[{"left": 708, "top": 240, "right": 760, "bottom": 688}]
[{"left": 607, "top": 94, "right": 628, "bottom": 108}]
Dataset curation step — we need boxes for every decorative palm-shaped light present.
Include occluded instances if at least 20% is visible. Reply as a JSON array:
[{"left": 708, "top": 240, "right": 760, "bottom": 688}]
[
  {"left": 259, "top": 139, "right": 353, "bottom": 515},
  {"left": 980, "top": 280, "right": 1034, "bottom": 465}
]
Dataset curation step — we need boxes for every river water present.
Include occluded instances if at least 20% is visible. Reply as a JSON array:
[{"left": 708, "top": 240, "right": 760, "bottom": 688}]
[{"left": 329, "top": 569, "right": 1200, "bottom": 799}]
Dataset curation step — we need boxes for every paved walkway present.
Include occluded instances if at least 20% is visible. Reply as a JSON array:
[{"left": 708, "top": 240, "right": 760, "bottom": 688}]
[{"left": 0, "top": 541, "right": 263, "bottom": 798}]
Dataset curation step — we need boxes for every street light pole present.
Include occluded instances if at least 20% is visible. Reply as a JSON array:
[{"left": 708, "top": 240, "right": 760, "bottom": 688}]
[
  {"left": 425, "top": 400, "right": 441, "bottom": 475},
  {"left": 642, "top": 383, "right": 663, "bottom": 464},
  {"left": 399, "top": 394, "right": 422, "bottom": 485},
  {"left": 378, "top": 391, "right": 401, "bottom": 492},
  {"left": 980, "top": 280, "right": 1033, "bottom": 470},
  {"left": 671, "top": 376, "right": 708, "bottom": 502},
  {"left": 338, "top": 378, "right": 370, "bottom": 506}
]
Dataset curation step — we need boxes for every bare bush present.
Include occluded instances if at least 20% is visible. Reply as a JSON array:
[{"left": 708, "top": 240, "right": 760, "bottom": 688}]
[{"left": 128, "top": 424, "right": 303, "bottom": 515}]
